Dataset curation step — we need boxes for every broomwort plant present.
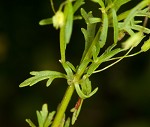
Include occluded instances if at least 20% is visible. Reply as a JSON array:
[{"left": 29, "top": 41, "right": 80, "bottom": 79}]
[{"left": 19, "top": 0, "right": 150, "bottom": 127}]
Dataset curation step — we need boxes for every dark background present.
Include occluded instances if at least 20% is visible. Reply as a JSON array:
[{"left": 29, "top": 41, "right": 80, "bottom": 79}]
[{"left": 0, "top": 0, "right": 150, "bottom": 127}]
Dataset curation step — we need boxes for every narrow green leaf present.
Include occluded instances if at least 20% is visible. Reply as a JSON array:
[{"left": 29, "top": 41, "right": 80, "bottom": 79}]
[
  {"left": 46, "top": 75, "right": 63, "bottom": 87},
  {"left": 74, "top": 83, "right": 98, "bottom": 99},
  {"left": 87, "top": 47, "right": 121, "bottom": 75},
  {"left": 82, "top": 27, "right": 101, "bottom": 62},
  {"left": 124, "top": 0, "right": 150, "bottom": 26},
  {"left": 84, "top": 21, "right": 96, "bottom": 53},
  {"left": 73, "top": 15, "right": 82, "bottom": 20},
  {"left": 74, "top": 83, "right": 89, "bottom": 99},
  {"left": 89, "top": 17, "right": 101, "bottom": 24},
  {"left": 19, "top": 76, "right": 49, "bottom": 87},
  {"left": 105, "top": 44, "right": 117, "bottom": 53},
  {"left": 64, "top": 117, "right": 70, "bottom": 127},
  {"left": 100, "top": 48, "right": 122, "bottom": 62},
  {"left": 113, "top": 0, "right": 131, "bottom": 11},
  {"left": 39, "top": 18, "right": 53, "bottom": 26},
  {"left": 30, "top": 71, "right": 66, "bottom": 77},
  {"left": 99, "top": 12, "right": 108, "bottom": 48},
  {"left": 131, "top": 25, "right": 150, "bottom": 34},
  {"left": 137, "top": 13, "right": 150, "bottom": 17},
  {"left": 71, "top": 99, "right": 83, "bottom": 125},
  {"left": 86, "top": 45, "right": 118, "bottom": 75},
  {"left": 26, "top": 119, "right": 36, "bottom": 127},
  {"left": 117, "top": 10, "right": 130, "bottom": 21},
  {"left": 64, "top": 0, "right": 73, "bottom": 44},
  {"left": 44, "top": 111, "right": 56, "bottom": 127},
  {"left": 36, "top": 104, "right": 49, "bottom": 127},
  {"left": 91, "top": 0, "right": 105, "bottom": 8},
  {"left": 62, "top": 62, "right": 74, "bottom": 80},
  {"left": 40, "top": 104, "right": 48, "bottom": 124},
  {"left": 112, "top": 8, "right": 118, "bottom": 44},
  {"left": 80, "top": 8, "right": 90, "bottom": 24},
  {"left": 92, "top": 45, "right": 97, "bottom": 61},
  {"left": 76, "top": 59, "right": 91, "bottom": 76},
  {"left": 66, "top": 61, "right": 76, "bottom": 72},
  {"left": 30, "top": 76, "right": 51, "bottom": 87},
  {"left": 73, "top": 0, "right": 85, "bottom": 13},
  {"left": 60, "top": 22, "right": 66, "bottom": 63},
  {"left": 36, "top": 111, "right": 42, "bottom": 127},
  {"left": 80, "top": 77, "right": 92, "bottom": 95},
  {"left": 136, "top": 7, "right": 150, "bottom": 17},
  {"left": 87, "top": 87, "right": 98, "bottom": 98},
  {"left": 81, "top": 28, "right": 87, "bottom": 42}
]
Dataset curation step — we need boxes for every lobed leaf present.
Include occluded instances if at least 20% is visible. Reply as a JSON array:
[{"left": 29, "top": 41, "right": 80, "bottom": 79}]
[
  {"left": 19, "top": 71, "right": 66, "bottom": 87},
  {"left": 80, "top": 8, "right": 97, "bottom": 61},
  {"left": 41, "top": 104, "right": 48, "bottom": 126},
  {"left": 35, "top": 104, "right": 56, "bottom": 127}
]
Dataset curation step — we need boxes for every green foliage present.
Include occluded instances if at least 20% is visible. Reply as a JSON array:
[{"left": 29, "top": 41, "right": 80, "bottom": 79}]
[
  {"left": 19, "top": 71, "right": 66, "bottom": 87},
  {"left": 26, "top": 104, "right": 56, "bottom": 127},
  {"left": 20, "top": 0, "right": 150, "bottom": 127}
]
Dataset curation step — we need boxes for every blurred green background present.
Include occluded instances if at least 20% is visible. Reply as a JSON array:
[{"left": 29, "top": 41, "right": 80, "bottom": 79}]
[{"left": 0, "top": 0, "right": 150, "bottom": 127}]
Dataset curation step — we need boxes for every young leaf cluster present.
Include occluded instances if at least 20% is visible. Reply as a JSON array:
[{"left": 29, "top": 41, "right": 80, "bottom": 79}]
[{"left": 26, "top": 104, "right": 70, "bottom": 127}]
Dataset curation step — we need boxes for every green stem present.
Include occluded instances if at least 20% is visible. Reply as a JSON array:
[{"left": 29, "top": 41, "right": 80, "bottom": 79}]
[{"left": 51, "top": 84, "right": 75, "bottom": 127}]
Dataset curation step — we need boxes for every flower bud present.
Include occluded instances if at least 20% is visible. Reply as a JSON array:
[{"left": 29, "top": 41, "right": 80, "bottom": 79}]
[{"left": 52, "top": 11, "right": 65, "bottom": 29}]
